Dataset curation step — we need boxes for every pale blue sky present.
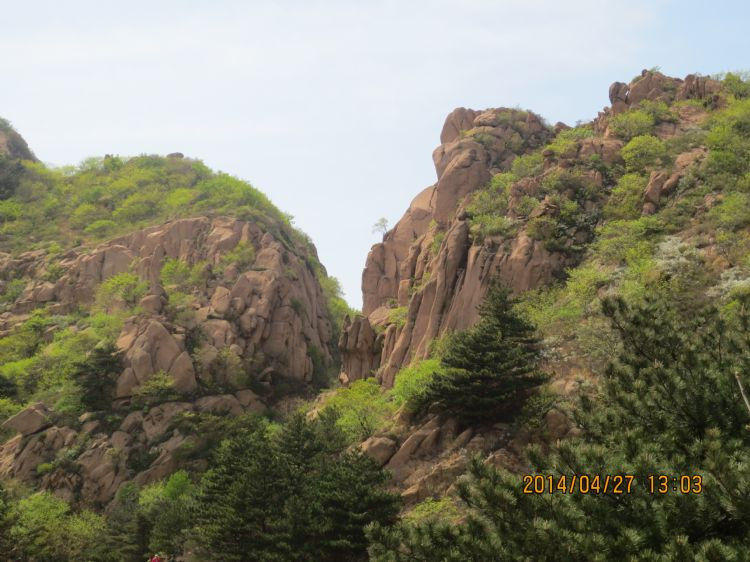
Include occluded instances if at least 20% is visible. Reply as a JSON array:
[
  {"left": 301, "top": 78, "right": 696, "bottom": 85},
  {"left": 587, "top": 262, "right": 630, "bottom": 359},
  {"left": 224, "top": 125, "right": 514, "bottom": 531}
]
[{"left": 1, "top": 0, "right": 748, "bottom": 308}]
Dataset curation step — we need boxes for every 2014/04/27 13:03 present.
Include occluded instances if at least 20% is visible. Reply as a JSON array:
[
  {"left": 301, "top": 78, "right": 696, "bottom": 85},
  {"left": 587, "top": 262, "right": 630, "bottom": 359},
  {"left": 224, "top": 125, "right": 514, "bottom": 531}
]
[{"left": 522, "top": 474, "right": 703, "bottom": 495}]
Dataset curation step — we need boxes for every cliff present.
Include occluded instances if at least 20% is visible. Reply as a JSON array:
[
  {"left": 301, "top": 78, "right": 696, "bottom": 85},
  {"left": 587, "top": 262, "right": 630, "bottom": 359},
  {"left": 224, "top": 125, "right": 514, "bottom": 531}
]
[
  {"left": 340, "top": 69, "right": 723, "bottom": 388},
  {"left": 0, "top": 146, "right": 342, "bottom": 505}
]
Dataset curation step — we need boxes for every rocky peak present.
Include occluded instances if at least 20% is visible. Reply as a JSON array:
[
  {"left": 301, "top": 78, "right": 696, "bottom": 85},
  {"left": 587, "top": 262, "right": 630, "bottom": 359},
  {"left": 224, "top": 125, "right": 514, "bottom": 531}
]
[
  {"left": 607, "top": 69, "right": 722, "bottom": 115},
  {"left": 362, "top": 107, "right": 550, "bottom": 318},
  {"left": 342, "top": 70, "right": 729, "bottom": 388}
]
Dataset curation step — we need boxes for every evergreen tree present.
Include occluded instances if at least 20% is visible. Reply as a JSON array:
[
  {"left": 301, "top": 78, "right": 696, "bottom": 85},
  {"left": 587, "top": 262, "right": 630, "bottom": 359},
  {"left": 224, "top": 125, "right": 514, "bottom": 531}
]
[
  {"left": 104, "top": 483, "right": 152, "bottom": 562},
  {"left": 416, "top": 282, "right": 547, "bottom": 424},
  {"left": 194, "top": 420, "right": 289, "bottom": 561},
  {"left": 194, "top": 412, "right": 400, "bottom": 561},
  {"left": 0, "top": 484, "right": 14, "bottom": 557},
  {"left": 369, "top": 293, "right": 750, "bottom": 560},
  {"left": 72, "top": 340, "right": 123, "bottom": 412}
]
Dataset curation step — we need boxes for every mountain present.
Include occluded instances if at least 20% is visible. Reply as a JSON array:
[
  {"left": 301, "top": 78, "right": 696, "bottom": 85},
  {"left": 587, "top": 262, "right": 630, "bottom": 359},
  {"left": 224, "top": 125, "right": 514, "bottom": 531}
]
[
  {"left": 3, "top": 68, "right": 750, "bottom": 560},
  {"left": 337, "top": 69, "right": 750, "bottom": 507},
  {"left": 0, "top": 136, "right": 349, "bottom": 506}
]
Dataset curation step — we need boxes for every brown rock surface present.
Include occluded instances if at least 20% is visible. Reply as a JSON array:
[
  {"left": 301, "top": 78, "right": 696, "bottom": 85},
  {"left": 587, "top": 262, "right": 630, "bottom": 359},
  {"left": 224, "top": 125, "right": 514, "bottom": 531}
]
[
  {"left": 2, "top": 403, "right": 53, "bottom": 436},
  {"left": 361, "top": 436, "right": 398, "bottom": 466}
]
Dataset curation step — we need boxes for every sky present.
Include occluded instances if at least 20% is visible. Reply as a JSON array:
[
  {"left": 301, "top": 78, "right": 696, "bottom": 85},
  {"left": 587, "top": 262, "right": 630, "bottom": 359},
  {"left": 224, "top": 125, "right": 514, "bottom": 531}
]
[{"left": 1, "top": 0, "right": 748, "bottom": 308}]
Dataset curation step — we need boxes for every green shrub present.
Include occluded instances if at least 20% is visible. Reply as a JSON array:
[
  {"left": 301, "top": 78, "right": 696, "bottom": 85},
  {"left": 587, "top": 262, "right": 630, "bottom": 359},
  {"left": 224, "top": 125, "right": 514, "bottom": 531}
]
[
  {"left": 430, "top": 232, "right": 444, "bottom": 255},
  {"left": 96, "top": 272, "right": 147, "bottom": 311},
  {"left": 604, "top": 173, "right": 647, "bottom": 220},
  {"left": 164, "top": 289, "right": 195, "bottom": 327},
  {"left": 510, "top": 153, "right": 543, "bottom": 178},
  {"left": 515, "top": 196, "right": 539, "bottom": 217},
  {"left": 387, "top": 306, "right": 408, "bottom": 329},
  {"left": 132, "top": 372, "right": 180, "bottom": 408},
  {"left": 218, "top": 240, "right": 256, "bottom": 271},
  {"left": 594, "top": 216, "right": 661, "bottom": 265},
  {"left": 35, "top": 462, "right": 55, "bottom": 476},
  {"left": 709, "top": 192, "right": 750, "bottom": 229},
  {"left": 402, "top": 497, "right": 461, "bottom": 525},
  {"left": 111, "top": 191, "right": 162, "bottom": 222},
  {"left": 323, "top": 379, "right": 395, "bottom": 442},
  {"left": 164, "top": 187, "right": 197, "bottom": 210},
  {"left": 160, "top": 258, "right": 206, "bottom": 292},
  {"left": 621, "top": 135, "right": 666, "bottom": 172},
  {"left": 609, "top": 109, "right": 654, "bottom": 140},
  {"left": 390, "top": 358, "right": 441, "bottom": 411},
  {"left": 0, "top": 277, "right": 26, "bottom": 305},
  {"left": 469, "top": 214, "right": 514, "bottom": 242},
  {"left": 637, "top": 100, "right": 678, "bottom": 123},
  {"left": 723, "top": 71, "right": 750, "bottom": 99},
  {"left": 546, "top": 126, "right": 593, "bottom": 157},
  {"left": 526, "top": 216, "right": 557, "bottom": 243},
  {"left": 84, "top": 219, "right": 117, "bottom": 237},
  {"left": 202, "top": 347, "right": 248, "bottom": 391}
]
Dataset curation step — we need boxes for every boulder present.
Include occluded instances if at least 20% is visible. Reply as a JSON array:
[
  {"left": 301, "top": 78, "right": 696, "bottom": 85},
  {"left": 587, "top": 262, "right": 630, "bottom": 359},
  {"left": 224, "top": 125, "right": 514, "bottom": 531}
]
[
  {"left": 195, "top": 395, "right": 244, "bottom": 417},
  {"left": 361, "top": 436, "right": 398, "bottom": 466},
  {"left": 210, "top": 286, "right": 231, "bottom": 316},
  {"left": 169, "top": 351, "right": 197, "bottom": 392},
  {"left": 2, "top": 403, "right": 53, "bottom": 436}
]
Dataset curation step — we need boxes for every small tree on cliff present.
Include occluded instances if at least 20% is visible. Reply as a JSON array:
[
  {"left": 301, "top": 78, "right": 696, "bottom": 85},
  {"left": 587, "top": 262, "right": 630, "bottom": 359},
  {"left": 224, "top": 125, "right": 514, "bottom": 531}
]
[
  {"left": 415, "top": 282, "right": 547, "bottom": 425},
  {"left": 72, "top": 341, "right": 123, "bottom": 412}
]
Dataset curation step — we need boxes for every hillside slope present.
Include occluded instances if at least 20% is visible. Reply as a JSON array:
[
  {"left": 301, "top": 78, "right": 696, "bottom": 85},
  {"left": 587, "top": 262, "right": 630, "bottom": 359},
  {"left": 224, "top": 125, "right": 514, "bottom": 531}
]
[
  {"left": 0, "top": 138, "right": 348, "bottom": 505},
  {"left": 340, "top": 69, "right": 750, "bottom": 505}
]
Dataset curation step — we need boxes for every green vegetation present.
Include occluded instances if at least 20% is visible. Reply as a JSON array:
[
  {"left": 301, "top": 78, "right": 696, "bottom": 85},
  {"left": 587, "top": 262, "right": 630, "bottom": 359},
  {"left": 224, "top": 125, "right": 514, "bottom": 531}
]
[
  {"left": 1, "top": 489, "right": 107, "bottom": 561},
  {"left": 323, "top": 379, "right": 396, "bottom": 442},
  {"left": 390, "top": 358, "right": 441, "bottom": 412},
  {"left": 719, "top": 71, "right": 750, "bottom": 99},
  {"left": 467, "top": 173, "right": 515, "bottom": 242},
  {"left": 95, "top": 272, "right": 147, "bottom": 312},
  {"left": 412, "top": 284, "right": 547, "bottom": 424},
  {"left": 369, "top": 293, "right": 750, "bottom": 559},
  {"left": 603, "top": 173, "right": 647, "bottom": 220},
  {"left": 387, "top": 306, "right": 408, "bottom": 329},
  {"left": 0, "top": 153, "right": 298, "bottom": 254},
  {"left": 217, "top": 240, "right": 256, "bottom": 270},
  {"left": 1, "top": 412, "right": 400, "bottom": 561},
  {"left": 510, "top": 152, "right": 543, "bottom": 177},
  {"left": 131, "top": 371, "right": 181, "bottom": 409},
  {"left": 545, "top": 126, "right": 593, "bottom": 157},
  {"left": 193, "top": 412, "right": 399, "bottom": 561},
  {"left": 609, "top": 108, "right": 654, "bottom": 140},
  {"left": 621, "top": 134, "right": 666, "bottom": 172}
]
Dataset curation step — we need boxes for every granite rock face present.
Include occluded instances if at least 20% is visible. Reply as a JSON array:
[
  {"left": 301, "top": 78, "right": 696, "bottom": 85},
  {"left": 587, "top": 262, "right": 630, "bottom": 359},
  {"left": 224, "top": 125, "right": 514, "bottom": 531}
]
[
  {"left": 343, "top": 71, "right": 722, "bottom": 387},
  {"left": 0, "top": 214, "right": 336, "bottom": 505}
]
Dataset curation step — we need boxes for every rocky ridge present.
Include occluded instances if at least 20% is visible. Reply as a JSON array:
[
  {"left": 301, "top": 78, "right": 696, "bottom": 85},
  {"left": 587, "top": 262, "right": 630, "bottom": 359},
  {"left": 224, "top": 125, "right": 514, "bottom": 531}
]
[
  {"left": 343, "top": 69, "right": 725, "bottom": 499},
  {"left": 340, "top": 69, "right": 722, "bottom": 387},
  {"left": 0, "top": 213, "right": 337, "bottom": 505}
]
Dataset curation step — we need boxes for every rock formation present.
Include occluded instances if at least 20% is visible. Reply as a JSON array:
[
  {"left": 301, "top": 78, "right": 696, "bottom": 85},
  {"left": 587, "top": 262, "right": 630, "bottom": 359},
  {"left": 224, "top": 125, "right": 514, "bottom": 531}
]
[
  {"left": 0, "top": 213, "right": 336, "bottom": 505},
  {"left": 341, "top": 69, "right": 723, "bottom": 388}
]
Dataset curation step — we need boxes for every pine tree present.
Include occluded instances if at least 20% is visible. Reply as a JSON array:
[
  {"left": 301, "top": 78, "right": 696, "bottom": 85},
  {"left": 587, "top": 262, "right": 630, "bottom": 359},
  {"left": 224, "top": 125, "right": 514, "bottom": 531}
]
[
  {"left": 369, "top": 292, "right": 750, "bottom": 560},
  {"left": 416, "top": 282, "right": 547, "bottom": 424},
  {"left": 103, "top": 483, "right": 151, "bottom": 562},
  {"left": 194, "top": 412, "right": 400, "bottom": 561},
  {"left": 73, "top": 340, "right": 123, "bottom": 412}
]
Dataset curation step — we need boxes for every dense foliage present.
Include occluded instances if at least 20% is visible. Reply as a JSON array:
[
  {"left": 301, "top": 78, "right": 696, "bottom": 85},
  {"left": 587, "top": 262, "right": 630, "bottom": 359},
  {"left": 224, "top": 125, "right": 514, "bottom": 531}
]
[
  {"left": 413, "top": 283, "right": 547, "bottom": 424},
  {"left": 0, "top": 411, "right": 399, "bottom": 561},
  {"left": 369, "top": 292, "right": 750, "bottom": 560}
]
